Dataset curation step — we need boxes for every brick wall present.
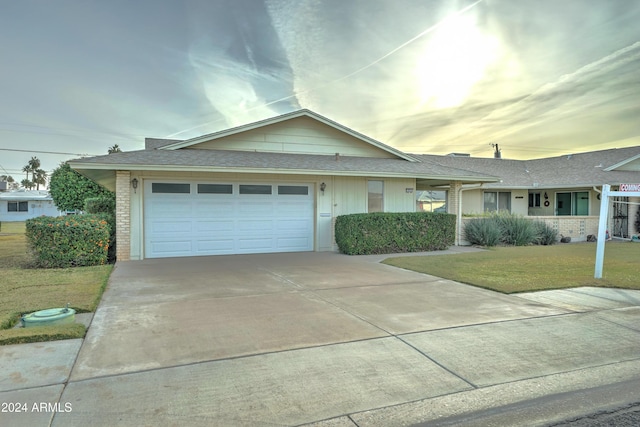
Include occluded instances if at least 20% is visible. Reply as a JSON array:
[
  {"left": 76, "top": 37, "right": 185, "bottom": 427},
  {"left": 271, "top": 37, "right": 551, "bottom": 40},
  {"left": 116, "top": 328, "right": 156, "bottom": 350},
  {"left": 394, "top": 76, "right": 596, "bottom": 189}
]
[
  {"left": 115, "top": 171, "right": 131, "bottom": 261},
  {"left": 448, "top": 181, "right": 462, "bottom": 244}
]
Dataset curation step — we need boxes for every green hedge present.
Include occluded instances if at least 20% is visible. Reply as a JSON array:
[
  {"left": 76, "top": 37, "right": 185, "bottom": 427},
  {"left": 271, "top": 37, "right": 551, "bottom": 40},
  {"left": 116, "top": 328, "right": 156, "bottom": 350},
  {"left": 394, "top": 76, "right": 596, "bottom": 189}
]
[
  {"left": 84, "top": 196, "right": 115, "bottom": 214},
  {"left": 26, "top": 215, "right": 111, "bottom": 268},
  {"left": 335, "top": 212, "right": 456, "bottom": 255},
  {"left": 84, "top": 196, "right": 116, "bottom": 262}
]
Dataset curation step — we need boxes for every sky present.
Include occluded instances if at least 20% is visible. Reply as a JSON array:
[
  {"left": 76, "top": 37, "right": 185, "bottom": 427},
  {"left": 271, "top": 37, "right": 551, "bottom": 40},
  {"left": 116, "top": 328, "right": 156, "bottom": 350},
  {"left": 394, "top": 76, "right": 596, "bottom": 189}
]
[{"left": 2, "top": 0, "right": 640, "bottom": 185}]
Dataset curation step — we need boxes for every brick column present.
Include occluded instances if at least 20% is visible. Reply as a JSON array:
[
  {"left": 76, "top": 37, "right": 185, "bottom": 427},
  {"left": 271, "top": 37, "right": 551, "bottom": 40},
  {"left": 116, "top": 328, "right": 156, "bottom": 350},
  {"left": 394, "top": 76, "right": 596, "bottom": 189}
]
[
  {"left": 115, "top": 171, "right": 131, "bottom": 261},
  {"left": 448, "top": 181, "right": 462, "bottom": 245}
]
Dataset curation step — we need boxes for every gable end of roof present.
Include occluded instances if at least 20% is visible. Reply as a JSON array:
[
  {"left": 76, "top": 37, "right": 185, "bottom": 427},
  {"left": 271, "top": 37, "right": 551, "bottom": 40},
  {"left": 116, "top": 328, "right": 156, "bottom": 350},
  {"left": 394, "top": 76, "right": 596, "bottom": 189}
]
[{"left": 159, "top": 109, "right": 420, "bottom": 162}]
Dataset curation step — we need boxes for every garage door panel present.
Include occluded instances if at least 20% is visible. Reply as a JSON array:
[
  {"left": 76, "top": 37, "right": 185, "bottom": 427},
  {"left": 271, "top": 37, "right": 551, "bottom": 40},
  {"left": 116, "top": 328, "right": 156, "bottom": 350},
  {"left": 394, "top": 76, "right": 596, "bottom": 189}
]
[
  {"left": 276, "top": 237, "right": 311, "bottom": 250},
  {"left": 196, "top": 220, "right": 235, "bottom": 232},
  {"left": 238, "top": 238, "right": 274, "bottom": 250},
  {"left": 149, "top": 220, "right": 192, "bottom": 234},
  {"left": 193, "top": 201, "right": 233, "bottom": 217},
  {"left": 276, "top": 219, "right": 310, "bottom": 232},
  {"left": 145, "top": 181, "right": 313, "bottom": 258},
  {"left": 148, "top": 240, "right": 193, "bottom": 256},
  {"left": 237, "top": 219, "right": 274, "bottom": 232},
  {"left": 195, "top": 239, "right": 235, "bottom": 252},
  {"left": 276, "top": 202, "right": 312, "bottom": 215},
  {"left": 237, "top": 201, "right": 274, "bottom": 217}
]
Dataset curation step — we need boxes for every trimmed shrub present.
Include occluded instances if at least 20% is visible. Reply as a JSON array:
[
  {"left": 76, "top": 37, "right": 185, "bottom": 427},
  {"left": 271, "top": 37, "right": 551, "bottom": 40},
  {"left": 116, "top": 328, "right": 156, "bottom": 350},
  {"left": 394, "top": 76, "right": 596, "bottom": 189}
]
[
  {"left": 26, "top": 215, "right": 111, "bottom": 268},
  {"left": 335, "top": 212, "right": 455, "bottom": 255},
  {"left": 84, "top": 196, "right": 115, "bottom": 214},
  {"left": 464, "top": 216, "right": 502, "bottom": 246},
  {"left": 84, "top": 196, "right": 116, "bottom": 262}
]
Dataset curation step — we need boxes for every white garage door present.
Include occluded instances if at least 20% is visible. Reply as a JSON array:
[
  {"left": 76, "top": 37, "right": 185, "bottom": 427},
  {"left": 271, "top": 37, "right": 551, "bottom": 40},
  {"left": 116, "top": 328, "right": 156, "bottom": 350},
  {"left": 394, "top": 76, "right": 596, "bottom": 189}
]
[{"left": 144, "top": 181, "right": 314, "bottom": 258}]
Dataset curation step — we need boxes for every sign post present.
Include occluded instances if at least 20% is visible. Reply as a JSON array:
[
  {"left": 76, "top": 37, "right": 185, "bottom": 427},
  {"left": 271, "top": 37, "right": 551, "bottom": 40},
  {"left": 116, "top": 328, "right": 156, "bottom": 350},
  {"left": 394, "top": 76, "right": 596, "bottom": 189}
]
[{"left": 594, "top": 184, "right": 640, "bottom": 278}]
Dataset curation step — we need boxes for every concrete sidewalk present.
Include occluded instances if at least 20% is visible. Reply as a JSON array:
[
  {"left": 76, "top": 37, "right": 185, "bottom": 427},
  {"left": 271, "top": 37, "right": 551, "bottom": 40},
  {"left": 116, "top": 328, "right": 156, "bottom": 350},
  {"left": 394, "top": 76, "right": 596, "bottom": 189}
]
[{"left": 1, "top": 250, "right": 640, "bottom": 426}]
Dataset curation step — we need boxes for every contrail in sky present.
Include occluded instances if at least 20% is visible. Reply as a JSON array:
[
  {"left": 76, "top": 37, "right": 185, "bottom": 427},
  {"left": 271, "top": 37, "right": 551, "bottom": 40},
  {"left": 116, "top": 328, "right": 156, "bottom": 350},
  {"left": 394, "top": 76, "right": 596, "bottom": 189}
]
[
  {"left": 438, "top": 40, "right": 640, "bottom": 146},
  {"left": 166, "top": 0, "right": 484, "bottom": 139}
]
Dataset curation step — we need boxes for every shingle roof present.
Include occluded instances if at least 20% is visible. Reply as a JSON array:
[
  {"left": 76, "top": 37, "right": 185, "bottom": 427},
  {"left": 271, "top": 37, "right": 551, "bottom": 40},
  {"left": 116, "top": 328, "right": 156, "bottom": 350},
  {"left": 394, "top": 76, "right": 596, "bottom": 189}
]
[
  {"left": 418, "top": 146, "right": 640, "bottom": 188},
  {"left": 70, "top": 148, "right": 496, "bottom": 181}
]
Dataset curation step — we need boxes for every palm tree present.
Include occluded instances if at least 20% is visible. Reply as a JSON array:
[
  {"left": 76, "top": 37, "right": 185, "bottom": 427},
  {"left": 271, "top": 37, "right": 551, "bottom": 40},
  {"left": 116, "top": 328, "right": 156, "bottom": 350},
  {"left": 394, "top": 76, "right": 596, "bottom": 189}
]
[
  {"left": 108, "top": 144, "right": 122, "bottom": 154},
  {"left": 22, "top": 157, "right": 41, "bottom": 182},
  {"left": 21, "top": 178, "right": 35, "bottom": 190},
  {"left": 22, "top": 163, "right": 33, "bottom": 181},
  {"left": 34, "top": 168, "right": 48, "bottom": 190}
]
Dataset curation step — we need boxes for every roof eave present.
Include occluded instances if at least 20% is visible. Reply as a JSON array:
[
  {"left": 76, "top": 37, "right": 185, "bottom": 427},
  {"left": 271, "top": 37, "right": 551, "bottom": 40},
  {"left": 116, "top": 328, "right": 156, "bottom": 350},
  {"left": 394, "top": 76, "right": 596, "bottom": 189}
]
[{"left": 68, "top": 161, "right": 498, "bottom": 183}]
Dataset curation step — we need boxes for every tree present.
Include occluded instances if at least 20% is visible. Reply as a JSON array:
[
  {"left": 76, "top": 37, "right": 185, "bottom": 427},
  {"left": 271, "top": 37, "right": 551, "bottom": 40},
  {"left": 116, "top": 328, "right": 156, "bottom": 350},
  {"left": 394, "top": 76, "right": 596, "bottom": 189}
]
[
  {"left": 49, "top": 162, "right": 114, "bottom": 211},
  {"left": 21, "top": 178, "right": 35, "bottom": 190},
  {"left": 0, "top": 175, "right": 18, "bottom": 190},
  {"left": 33, "top": 168, "right": 47, "bottom": 190},
  {"left": 108, "top": 144, "right": 122, "bottom": 154},
  {"left": 21, "top": 156, "right": 42, "bottom": 189}
]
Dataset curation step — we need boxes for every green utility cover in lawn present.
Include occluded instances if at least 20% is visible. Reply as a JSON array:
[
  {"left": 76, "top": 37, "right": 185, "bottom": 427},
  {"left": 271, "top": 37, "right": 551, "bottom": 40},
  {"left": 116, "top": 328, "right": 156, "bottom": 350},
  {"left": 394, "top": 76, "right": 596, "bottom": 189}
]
[{"left": 21, "top": 307, "right": 76, "bottom": 328}]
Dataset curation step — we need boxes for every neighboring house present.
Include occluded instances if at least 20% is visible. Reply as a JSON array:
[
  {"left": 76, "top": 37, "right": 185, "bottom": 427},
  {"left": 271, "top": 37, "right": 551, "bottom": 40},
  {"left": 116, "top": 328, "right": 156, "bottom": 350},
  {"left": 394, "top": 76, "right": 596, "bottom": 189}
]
[
  {"left": 420, "top": 147, "right": 640, "bottom": 242},
  {"left": 0, "top": 190, "right": 63, "bottom": 222},
  {"left": 69, "top": 109, "right": 499, "bottom": 260}
]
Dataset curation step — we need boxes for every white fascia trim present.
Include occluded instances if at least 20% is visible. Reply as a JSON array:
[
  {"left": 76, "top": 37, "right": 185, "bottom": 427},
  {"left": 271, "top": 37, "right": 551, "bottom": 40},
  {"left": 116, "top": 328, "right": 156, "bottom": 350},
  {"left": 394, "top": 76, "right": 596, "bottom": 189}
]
[
  {"left": 67, "top": 162, "right": 498, "bottom": 182},
  {"left": 604, "top": 153, "right": 640, "bottom": 171}
]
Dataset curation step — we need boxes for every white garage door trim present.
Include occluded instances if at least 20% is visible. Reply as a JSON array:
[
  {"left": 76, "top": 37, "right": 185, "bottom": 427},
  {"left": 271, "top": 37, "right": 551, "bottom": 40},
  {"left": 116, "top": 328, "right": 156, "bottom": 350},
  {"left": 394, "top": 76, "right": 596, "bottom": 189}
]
[{"left": 144, "top": 180, "right": 314, "bottom": 258}]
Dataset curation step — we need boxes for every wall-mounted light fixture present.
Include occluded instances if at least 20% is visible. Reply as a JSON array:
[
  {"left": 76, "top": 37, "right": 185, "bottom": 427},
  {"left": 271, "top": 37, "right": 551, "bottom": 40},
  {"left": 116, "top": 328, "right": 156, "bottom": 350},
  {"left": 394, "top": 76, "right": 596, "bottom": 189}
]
[
  {"left": 131, "top": 178, "right": 138, "bottom": 193},
  {"left": 320, "top": 182, "right": 326, "bottom": 194}
]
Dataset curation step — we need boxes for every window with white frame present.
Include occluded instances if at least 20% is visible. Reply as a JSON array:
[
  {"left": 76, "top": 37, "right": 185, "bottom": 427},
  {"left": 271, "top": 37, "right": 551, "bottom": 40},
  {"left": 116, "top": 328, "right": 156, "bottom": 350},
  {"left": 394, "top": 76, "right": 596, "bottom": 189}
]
[
  {"left": 367, "top": 180, "right": 384, "bottom": 213},
  {"left": 484, "top": 191, "right": 511, "bottom": 212}
]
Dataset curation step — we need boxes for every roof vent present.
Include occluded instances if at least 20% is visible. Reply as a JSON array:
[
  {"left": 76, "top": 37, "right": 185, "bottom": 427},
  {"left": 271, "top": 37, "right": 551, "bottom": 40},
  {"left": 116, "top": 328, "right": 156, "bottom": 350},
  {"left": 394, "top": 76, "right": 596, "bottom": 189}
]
[
  {"left": 335, "top": 152, "right": 340, "bottom": 161},
  {"left": 492, "top": 143, "right": 502, "bottom": 159}
]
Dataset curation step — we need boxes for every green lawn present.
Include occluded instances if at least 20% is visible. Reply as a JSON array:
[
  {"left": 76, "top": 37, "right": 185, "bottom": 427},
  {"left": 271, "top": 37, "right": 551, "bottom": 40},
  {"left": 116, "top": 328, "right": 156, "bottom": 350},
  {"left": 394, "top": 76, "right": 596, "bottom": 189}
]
[
  {"left": 0, "top": 221, "right": 113, "bottom": 345},
  {"left": 382, "top": 242, "right": 640, "bottom": 293}
]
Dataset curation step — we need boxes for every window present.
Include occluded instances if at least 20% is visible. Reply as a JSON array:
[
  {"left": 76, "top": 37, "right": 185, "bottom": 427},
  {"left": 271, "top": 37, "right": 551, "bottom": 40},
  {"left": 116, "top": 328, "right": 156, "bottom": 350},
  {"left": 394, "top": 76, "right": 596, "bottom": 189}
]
[
  {"left": 239, "top": 184, "right": 272, "bottom": 195},
  {"left": 528, "top": 192, "right": 541, "bottom": 208},
  {"left": 484, "top": 191, "right": 511, "bottom": 212},
  {"left": 277, "top": 185, "right": 308, "bottom": 195},
  {"left": 152, "top": 183, "right": 190, "bottom": 193},
  {"left": 8, "top": 201, "right": 28, "bottom": 212},
  {"left": 416, "top": 190, "right": 447, "bottom": 212},
  {"left": 556, "top": 192, "right": 589, "bottom": 216},
  {"left": 198, "top": 184, "right": 233, "bottom": 194},
  {"left": 368, "top": 180, "right": 384, "bottom": 213}
]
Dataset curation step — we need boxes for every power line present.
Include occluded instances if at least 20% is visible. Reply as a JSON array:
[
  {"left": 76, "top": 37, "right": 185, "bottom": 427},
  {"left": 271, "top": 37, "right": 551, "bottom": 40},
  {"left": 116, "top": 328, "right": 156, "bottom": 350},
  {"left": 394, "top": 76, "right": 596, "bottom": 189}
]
[{"left": 0, "top": 148, "right": 97, "bottom": 156}]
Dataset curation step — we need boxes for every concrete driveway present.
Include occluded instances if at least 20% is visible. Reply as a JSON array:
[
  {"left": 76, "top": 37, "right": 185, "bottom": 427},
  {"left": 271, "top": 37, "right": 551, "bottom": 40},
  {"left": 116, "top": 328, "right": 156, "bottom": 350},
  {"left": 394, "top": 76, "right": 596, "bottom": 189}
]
[{"left": 2, "top": 250, "right": 640, "bottom": 426}]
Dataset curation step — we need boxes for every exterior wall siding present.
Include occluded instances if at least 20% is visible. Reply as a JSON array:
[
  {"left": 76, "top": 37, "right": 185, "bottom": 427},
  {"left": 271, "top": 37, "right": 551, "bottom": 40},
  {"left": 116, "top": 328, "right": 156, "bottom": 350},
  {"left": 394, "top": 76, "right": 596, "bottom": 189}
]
[{"left": 191, "top": 117, "right": 397, "bottom": 158}]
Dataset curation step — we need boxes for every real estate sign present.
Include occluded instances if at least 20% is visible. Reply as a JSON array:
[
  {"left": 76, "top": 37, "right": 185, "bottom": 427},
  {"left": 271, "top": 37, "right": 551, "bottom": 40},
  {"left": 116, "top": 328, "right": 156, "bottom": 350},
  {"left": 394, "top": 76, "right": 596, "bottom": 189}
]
[{"left": 620, "top": 183, "right": 640, "bottom": 192}]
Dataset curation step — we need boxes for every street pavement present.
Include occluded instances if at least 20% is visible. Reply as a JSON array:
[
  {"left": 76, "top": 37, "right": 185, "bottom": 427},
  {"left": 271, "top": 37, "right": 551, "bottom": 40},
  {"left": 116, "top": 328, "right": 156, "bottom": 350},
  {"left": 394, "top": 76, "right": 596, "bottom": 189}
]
[{"left": 1, "top": 249, "right": 639, "bottom": 426}]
